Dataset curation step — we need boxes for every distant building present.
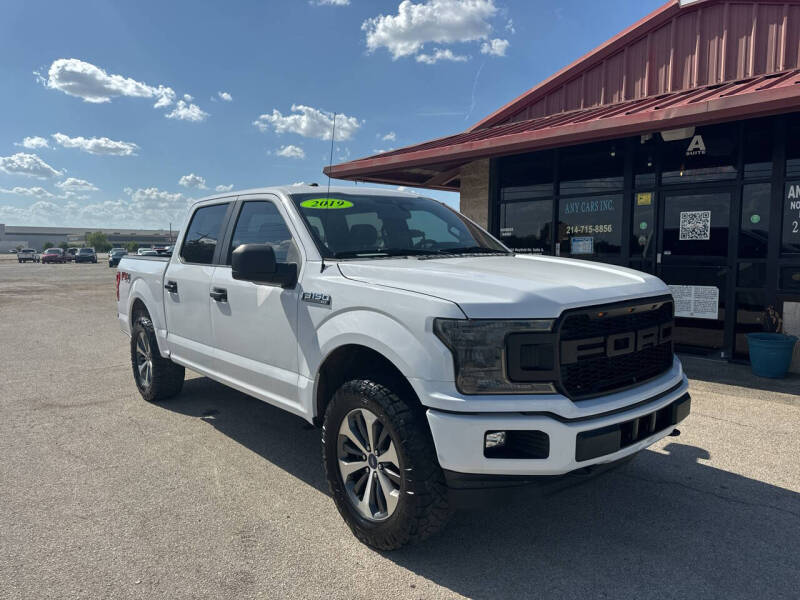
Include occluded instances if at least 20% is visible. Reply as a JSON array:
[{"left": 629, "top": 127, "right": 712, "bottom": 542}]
[{"left": 0, "top": 223, "right": 176, "bottom": 252}]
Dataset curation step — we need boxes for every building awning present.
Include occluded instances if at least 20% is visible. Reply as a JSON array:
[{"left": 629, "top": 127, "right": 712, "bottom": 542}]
[{"left": 325, "top": 69, "right": 800, "bottom": 191}]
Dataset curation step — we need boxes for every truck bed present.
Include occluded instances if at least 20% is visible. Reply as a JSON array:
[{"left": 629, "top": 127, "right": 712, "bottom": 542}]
[{"left": 116, "top": 255, "right": 170, "bottom": 340}]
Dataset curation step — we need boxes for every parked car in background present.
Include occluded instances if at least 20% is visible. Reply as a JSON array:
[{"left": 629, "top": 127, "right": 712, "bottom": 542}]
[
  {"left": 17, "top": 249, "right": 37, "bottom": 263},
  {"left": 137, "top": 248, "right": 151, "bottom": 255},
  {"left": 65, "top": 248, "right": 77, "bottom": 262},
  {"left": 75, "top": 247, "right": 97, "bottom": 263},
  {"left": 9, "top": 249, "right": 18, "bottom": 253},
  {"left": 138, "top": 250, "right": 159, "bottom": 256},
  {"left": 41, "top": 248, "right": 66, "bottom": 264},
  {"left": 108, "top": 248, "right": 128, "bottom": 268}
]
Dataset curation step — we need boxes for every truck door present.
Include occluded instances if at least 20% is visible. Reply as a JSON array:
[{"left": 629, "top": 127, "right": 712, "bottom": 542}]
[
  {"left": 209, "top": 197, "right": 302, "bottom": 413},
  {"left": 164, "top": 201, "right": 233, "bottom": 371}
]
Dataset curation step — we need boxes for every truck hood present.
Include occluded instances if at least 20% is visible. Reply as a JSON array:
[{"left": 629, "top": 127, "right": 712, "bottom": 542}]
[{"left": 337, "top": 255, "right": 669, "bottom": 319}]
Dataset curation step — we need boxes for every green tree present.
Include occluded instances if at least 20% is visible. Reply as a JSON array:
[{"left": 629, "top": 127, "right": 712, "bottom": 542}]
[
  {"left": 43, "top": 241, "right": 54, "bottom": 250},
  {"left": 58, "top": 241, "right": 69, "bottom": 250},
  {"left": 15, "top": 245, "right": 23, "bottom": 252},
  {"left": 125, "top": 241, "right": 139, "bottom": 253},
  {"left": 86, "top": 231, "right": 112, "bottom": 253}
]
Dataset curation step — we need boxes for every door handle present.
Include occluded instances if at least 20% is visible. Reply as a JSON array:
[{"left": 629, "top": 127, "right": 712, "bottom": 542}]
[
  {"left": 210, "top": 287, "right": 228, "bottom": 302},
  {"left": 164, "top": 280, "right": 178, "bottom": 293}
]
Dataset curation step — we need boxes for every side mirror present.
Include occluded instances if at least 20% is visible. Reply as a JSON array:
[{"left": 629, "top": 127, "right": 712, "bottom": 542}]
[{"left": 231, "top": 244, "right": 297, "bottom": 288}]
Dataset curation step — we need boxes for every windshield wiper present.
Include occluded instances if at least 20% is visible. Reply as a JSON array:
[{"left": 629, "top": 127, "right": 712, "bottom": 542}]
[
  {"left": 439, "top": 246, "right": 510, "bottom": 255},
  {"left": 332, "top": 248, "right": 441, "bottom": 259}
]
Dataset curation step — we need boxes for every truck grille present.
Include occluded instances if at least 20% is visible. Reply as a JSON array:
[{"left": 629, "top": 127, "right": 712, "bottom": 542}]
[{"left": 557, "top": 297, "right": 674, "bottom": 400}]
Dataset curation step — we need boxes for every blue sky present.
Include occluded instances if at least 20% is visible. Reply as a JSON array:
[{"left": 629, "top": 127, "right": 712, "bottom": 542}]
[{"left": 0, "top": 0, "right": 665, "bottom": 229}]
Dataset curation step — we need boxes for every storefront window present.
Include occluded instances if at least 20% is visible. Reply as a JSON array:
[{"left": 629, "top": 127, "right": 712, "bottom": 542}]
[
  {"left": 734, "top": 290, "right": 766, "bottom": 359},
  {"left": 739, "top": 183, "right": 771, "bottom": 258},
  {"left": 499, "top": 151, "right": 554, "bottom": 198},
  {"left": 499, "top": 199, "right": 552, "bottom": 254},
  {"left": 557, "top": 194, "right": 622, "bottom": 257},
  {"left": 783, "top": 181, "right": 800, "bottom": 254},
  {"left": 558, "top": 141, "right": 624, "bottom": 195},
  {"left": 662, "top": 192, "right": 730, "bottom": 257},
  {"left": 661, "top": 123, "right": 737, "bottom": 184},
  {"left": 743, "top": 118, "right": 773, "bottom": 180},
  {"left": 631, "top": 191, "right": 655, "bottom": 260},
  {"left": 635, "top": 138, "right": 656, "bottom": 187},
  {"left": 785, "top": 114, "right": 800, "bottom": 178}
]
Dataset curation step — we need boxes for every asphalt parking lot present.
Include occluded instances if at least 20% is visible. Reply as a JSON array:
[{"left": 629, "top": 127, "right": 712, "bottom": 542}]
[{"left": 1, "top": 255, "right": 798, "bottom": 600}]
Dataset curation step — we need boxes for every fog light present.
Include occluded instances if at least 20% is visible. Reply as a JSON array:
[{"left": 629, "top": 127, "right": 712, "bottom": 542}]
[{"left": 485, "top": 431, "right": 507, "bottom": 449}]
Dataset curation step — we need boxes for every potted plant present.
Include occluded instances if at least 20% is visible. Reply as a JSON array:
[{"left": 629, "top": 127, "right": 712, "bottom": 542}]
[{"left": 746, "top": 306, "right": 798, "bottom": 378}]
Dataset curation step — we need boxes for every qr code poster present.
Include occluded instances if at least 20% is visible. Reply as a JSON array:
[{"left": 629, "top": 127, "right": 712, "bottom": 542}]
[{"left": 679, "top": 210, "right": 711, "bottom": 241}]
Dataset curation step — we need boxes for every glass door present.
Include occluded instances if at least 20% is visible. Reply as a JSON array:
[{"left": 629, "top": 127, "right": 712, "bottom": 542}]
[{"left": 657, "top": 190, "right": 735, "bottom": 356}]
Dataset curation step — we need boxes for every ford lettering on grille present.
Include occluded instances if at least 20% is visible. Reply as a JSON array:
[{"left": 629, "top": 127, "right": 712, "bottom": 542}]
[{"left": 561, "top": 323, "right": 673, "bottom": 365}]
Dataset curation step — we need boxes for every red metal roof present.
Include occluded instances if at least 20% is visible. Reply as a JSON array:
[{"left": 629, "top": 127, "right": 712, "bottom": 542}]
[
  {"left": 471, "top": 0, "right": 800, "bottom": 131},
  {"left": 325, "top": 68, "right": 800, "bottom": 190}
]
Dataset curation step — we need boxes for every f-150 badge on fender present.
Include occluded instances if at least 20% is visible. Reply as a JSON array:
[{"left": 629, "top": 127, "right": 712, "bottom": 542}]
[{"left": 302, "top": 292, "right": 331, "bottom": 306}]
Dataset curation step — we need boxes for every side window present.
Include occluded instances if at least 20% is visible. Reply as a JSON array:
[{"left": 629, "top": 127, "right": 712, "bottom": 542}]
[
  {"left": 228, "top": 201, "right": 298, "bottom": 264},
  {"left": 180, "top": 203, "right": 229, "bottom": 264}
]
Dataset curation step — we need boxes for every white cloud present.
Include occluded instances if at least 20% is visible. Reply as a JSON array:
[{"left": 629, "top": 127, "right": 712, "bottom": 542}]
[
  {"left": 505, "top": 18, "right": 515, "bottom": 34},
  {"left": 51, "top": 133, "right": 139, "bottom": 156},
  {"left": 275, "top": 145, "right": 306, "bottom": 159},
  {"left": 39, "top": 58, "right": 176, "bottom": 107},
  {"left": 0, "top": 153, "right": 63, "bottom": 179},
  {"left": 373, "top": 148, "right": 395, "bottom": 154},
  {"left": 56, "top": 177, "right": 98, "bottom": 192},
  {"left": 363, "top": 0, "right": 497, "bottom": 60},
  {"left": 215, "top": 184, "right": 234, "bottom": 192},
  {"left": 480, "top": 38, "right": 509, "bottom": 57},
  {"left": 253, "top": 104, "right": 361, "bottom": 141},
  {"left": 416, "top": 48, "right": 469, "bottom": 64},
  {"left": 0, "top": 184, "right": 196, "bottom": 228},
  {"left": 179, "top": 173, "right": 207, "bottom": 189},
  {"left": 165, "top": 100, "right": 209, "bottom": 122},
  {"left": 218, "top": 91, "right": 232, "bottom": 101},
  {"left": 183, "top": 93, "right": 194, "bottom": 101},
  {"left": 0, "top": 186, "right": 54, "bottom": 198},
  {"left": 16, "top": 136, "right": 49, "bottom": 149},
  {"left": 316, "top": 0, "right": 350, "bottom": 5},
  {"left": 380, "top": 131, "right": 397, "bottom": 141}
]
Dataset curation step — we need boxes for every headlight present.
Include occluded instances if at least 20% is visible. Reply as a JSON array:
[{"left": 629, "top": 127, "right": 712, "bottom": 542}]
[{"left": 433, "top": 318, "right": 558, "bottom": 395}]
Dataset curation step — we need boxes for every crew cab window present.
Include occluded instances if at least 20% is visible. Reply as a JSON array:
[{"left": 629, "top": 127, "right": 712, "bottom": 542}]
[
  {"left": 180, "top": 203, "right": 229, "bottom": 264},
  {"left": 228, "top": 201, "right": 298, "bottom": 264}
]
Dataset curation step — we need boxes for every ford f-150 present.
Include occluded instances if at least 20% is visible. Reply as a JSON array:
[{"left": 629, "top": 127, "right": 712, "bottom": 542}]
[{"left": 116, "top": 186, "right": 690, "bottom": 550}]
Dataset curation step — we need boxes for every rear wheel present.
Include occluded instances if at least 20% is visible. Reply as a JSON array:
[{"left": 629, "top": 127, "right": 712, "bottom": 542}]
[
  {"left": 322, "top": 378, "right": 450, "bottom": 550},
  {"left": 130, "top": 315, "right": 184, "bottom": 402}
]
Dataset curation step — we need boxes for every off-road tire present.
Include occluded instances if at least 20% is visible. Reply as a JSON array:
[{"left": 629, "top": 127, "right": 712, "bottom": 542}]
[
  {"left": 322, "top": 378, "right": 450, "bottom": 550},
  {"left": 130, "top": 315, "right": 184, "bottom": 402}
]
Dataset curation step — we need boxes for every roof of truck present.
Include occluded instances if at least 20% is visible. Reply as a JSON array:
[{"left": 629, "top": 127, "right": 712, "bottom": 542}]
[{"left": 190, "top": 185, "right": 424, "bottom": 206}]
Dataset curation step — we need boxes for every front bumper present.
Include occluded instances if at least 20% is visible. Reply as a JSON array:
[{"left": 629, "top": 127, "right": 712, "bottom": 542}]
[{"left": 424, "top": 368, "right": 690, "bottom": 478}]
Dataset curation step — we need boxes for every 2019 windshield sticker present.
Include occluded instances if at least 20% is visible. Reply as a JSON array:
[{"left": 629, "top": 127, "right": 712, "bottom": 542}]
[{"left": 300, "top": 198, "right": 354, "bottom": 210}]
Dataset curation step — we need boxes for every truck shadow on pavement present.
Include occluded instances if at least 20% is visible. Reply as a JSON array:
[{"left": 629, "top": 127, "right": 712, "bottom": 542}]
[{"left": 164, "top": 377, "right": 800, "bottom": 600}]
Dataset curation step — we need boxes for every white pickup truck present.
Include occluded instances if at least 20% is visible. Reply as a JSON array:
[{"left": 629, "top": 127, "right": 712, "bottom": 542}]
[{"left": 116, "top": 185, "right": 690, "bottom": 549}]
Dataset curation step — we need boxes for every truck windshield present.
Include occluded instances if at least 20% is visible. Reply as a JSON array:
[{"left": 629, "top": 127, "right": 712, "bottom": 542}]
[{"left": 290, "top": 193, "right": 508, "bottom": 259}]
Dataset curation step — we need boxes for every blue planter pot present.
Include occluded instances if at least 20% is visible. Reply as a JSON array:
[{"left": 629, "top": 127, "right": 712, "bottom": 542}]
[{"left": 746, "top": 333, "right": 798, "bottom": 378}]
